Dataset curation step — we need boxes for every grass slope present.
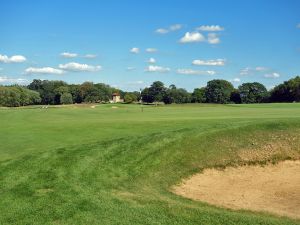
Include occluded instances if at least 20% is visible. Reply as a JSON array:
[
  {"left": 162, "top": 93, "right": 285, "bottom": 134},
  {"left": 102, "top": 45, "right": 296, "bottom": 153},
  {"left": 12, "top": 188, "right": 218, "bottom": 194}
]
[{"left": 0, "top": 103, "right": 300, "bottom": 225}]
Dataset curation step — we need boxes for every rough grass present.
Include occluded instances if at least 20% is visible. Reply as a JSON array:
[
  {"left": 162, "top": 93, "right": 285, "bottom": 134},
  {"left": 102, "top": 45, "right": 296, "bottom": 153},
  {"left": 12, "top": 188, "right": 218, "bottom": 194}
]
[{"left": 0, "top": 103, "right": 300, "bottom": 225}]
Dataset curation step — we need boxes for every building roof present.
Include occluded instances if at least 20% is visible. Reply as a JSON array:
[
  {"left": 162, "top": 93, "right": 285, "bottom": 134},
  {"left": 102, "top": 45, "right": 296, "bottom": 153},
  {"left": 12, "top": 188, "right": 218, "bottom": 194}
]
[{"left": 112, "top": 93, "right": 120, "bottom": 96}]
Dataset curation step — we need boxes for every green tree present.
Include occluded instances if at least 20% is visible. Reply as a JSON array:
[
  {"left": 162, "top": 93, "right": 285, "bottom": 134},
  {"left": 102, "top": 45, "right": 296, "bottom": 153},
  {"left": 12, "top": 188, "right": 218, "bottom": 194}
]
[
  {"left": 69, "top": 84, "right": 83, "bottom": 103},
  {"left": 80, "top": 82, "right": 99, "bottom": 103},
  {"left": 163, "top": 85, "right": 191, "bottom": 104},
  {"left": 28, "top": 80, "right": 68, "bottom": 105},
  {"left": 230, "top": 89, "right": 241, "bottom": 104},
  {"left": 238, "top": 82, "right": 269, "bottom": 103},
  {"left": 141, "top": 87, "right": 154, "bottom": 103},
  {"left": 149, "top": 81, "right": 166, "bottom": 102},
  {"left": 54, "top": 86, "right": 69, "bottom": 104},
  {"left": 0, "top": 86, "right": 41, "bottom": 107},
  {"left": 270, "top": 76, "right": 300, "bottom": 102},
  {"left": 124, "top": 93, "right": 137, "bottom": 103},
  {"left": 60, "top": 93, "right": 73, "bottom": 104},
  {"left": 192, "top": 87, "right": 206, "bottom": 103},
  {"left": 205, "top": 79, "right": 234, "bottom": 103}
]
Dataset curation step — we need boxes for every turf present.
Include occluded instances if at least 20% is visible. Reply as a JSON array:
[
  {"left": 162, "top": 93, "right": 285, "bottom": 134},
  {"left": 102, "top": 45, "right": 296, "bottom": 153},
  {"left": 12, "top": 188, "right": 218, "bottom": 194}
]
[{"left": 0, "top": 103, "right": 300, "bottom": 225}]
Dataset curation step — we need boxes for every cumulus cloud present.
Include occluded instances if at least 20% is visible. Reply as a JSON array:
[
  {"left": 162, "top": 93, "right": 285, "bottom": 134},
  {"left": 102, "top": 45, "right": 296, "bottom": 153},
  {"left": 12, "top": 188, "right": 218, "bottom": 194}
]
[
  {"left": 25, "top": 67, "right": 64, "bottom": 75},
  {"left": 130, "top": 47, "right": 140, "bottom": 54},
  {"left": 84, "top": 54, "right": 97, "bottom": 58},
  {"left": 264, "top": 72, "right": 280, "bottom": 78},
  {"left": 197, "top": 25, "right": 224, "bottom": 32},
  {"left": 146, "top": 48, "right": 158, "bottom": 53},
  {"left": 207, "top": 33, "right": 220, "bottom": 44},
  {"left": 176, "top": 69, "right": 216, "bottom": 75},
  {"left": 0, "top": 54, "right": 26, "bottom": 63},
  {"left": 179, "top": 32, "right": 205, "bottom": 43},
  {"left": 60, "top": 52, "right": 78, "bottom": 58},
  {"left": 192, "top": 59, "right": 225, "bottom": 66},
  {"left": 145, "top": 65, "right": 170, "bottom": 73},
  {"left": 147, "top": 58, "right": 156, "bottom": 64},
  {"left": 156, "top": 24, "right": 182, "bottom": 34},
  {"left": 59, "top": 62, "right": 102, "bottom": 72},
  {"left": 0, "top": 76, "right": 29, "bottom": 84}
]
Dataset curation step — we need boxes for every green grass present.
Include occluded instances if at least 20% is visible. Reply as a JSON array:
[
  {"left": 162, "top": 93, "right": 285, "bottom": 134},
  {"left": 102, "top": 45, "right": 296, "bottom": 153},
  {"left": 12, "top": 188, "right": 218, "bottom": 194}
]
[{"left": 0, "top": 103, "right": 300, "bottom": 225}]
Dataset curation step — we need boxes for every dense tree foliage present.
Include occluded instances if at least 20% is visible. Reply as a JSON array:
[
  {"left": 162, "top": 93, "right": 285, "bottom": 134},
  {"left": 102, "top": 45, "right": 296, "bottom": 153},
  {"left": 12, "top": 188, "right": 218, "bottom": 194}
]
[
  {"left": 238, "top": 82, "right": 269, "bottom": 103},
  {"left": 230, "top": 89, "right": 241, "bottom": 104},
  {"left": 28, "top": 79, "right": 117, "bottom": 104},
  {"left": 205, "top": 79, "right": 234, "bottom": 104},
  {"left": 163, "top": 85, "right": 191, "bottom": 104},
  {"left": 141, "top": 81, "right": 166, "bottom": 103},
  {"left": 270, "top": 76, "right": 300, "bottom": 102},
  {"left": 1, "top": 76, "right": 300, "bottom": 107},
  {"left": 60, "top": 93, "right": 73, "bottom": 104},
  {"left": 0, "top": 86, "right": 41, "bottom": 107},
  {"left": 124, "top": 93, "right": 138, "bottom": 103},
  {"left": 191, "top": 88, "right": 206, "bottom": 103}
]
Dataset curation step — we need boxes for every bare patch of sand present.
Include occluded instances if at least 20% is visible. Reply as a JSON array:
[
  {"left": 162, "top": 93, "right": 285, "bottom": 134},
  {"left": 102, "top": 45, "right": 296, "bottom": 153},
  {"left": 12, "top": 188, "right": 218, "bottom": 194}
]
[
  {"left": 111, "top": 106, "right": 119, "bottom": 109},
  {"left": 90, "top": 105, "right": 96, "bottom": 108},
  {"left": 173, "top": 160, "right": 300, "bottom": 219}
]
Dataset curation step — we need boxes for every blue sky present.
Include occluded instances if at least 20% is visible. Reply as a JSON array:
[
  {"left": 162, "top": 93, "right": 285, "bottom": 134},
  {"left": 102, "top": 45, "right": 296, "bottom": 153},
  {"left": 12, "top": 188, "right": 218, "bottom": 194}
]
[{"left": 0, "top": 0, "right": 299, "bottom": 91}]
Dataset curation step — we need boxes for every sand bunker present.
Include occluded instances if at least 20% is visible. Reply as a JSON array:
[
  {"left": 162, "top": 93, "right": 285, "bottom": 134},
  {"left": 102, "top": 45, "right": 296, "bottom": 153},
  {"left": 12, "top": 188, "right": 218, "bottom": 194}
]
[{"left": 173, "top": 160, "right": 300, "bottom": 219}]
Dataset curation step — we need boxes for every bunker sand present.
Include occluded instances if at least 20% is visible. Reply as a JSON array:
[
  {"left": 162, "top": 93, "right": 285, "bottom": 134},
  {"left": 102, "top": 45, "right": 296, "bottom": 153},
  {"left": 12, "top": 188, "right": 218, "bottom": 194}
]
[{"left": 173, "top": 160, "right": 300, "bottom": 219}]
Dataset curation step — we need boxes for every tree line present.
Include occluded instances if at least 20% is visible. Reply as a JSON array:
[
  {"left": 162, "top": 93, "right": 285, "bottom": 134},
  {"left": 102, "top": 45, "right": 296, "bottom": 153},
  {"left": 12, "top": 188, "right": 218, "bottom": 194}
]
[
  {"left": 142, "top": 76, "right": 300, "bottom": 104},
  {"left": 0, "top": 76, "right": 300, "bottom": 107}
]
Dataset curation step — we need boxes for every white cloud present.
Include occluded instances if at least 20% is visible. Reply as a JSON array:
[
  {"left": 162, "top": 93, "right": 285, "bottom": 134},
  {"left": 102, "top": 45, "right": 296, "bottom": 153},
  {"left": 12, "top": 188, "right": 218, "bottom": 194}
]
[
  {"left": 127, "top": 80, "right": 144, "bottom": 85},
  {"left": 176, "top": 69, "right": 216, "bottom": 75},
  {"left": 0, "top": 76, "right": 29, "bottom": 84},
  {"left": 146, "top": 48, "right": 158, "bottom": 53},
  {"left": 60, "top": 52, "right": 78, "bottom": 58},
  {"left": 145, "top": 65, "right": 170, "bottom": 73},
  {"left": 84, "top": 54, "right": 97, "bottom": 58},
  {"left": 126, "top": 67, "right": 136, "bottom": 71},
  {"left": 192, "top": 59, "right": 225, "bottom": 66},
  {"left": 264, "top": 72, "right": 280, "bottom": 78},
  {"left": 207, "top": 33, "right": 220, "bottom": 44},
  {"left": 0, "top": 54, "right": 26, "bottom": 63},
  {"left": 156, "top": 24, "right": 182, "bottom": 34},
  {"left": 130, "top": 47, "right": 139, "bottom": 54},
  {"left": 169, "top": 24, "right": 182, "bottom": 31},
  {"left": 240, "top": 67, "right": 251, "bottom": 76},
  {"left": 147, "top": 57, "right": 156, "bottom": 64},
  {"left": 255, "top": 66, "right": 268, "bottom": 71},
  {"left": 240, "top": 67, "right": 270, "bottom": 76},
  {"left": 232, "top": 78, "right": 241, "bottom": 83},
  {"left": 25, "top": 67, "right": 64, "bottom": 75},
  {"left": 155, "top": 28, "right": 169, "bottom": 34},
  {"left": 197, "top": 25, "right": 224, "bottom": 32},
  {"left": 59, "top": 62, "right": 102, "bottom": 72},
  {"left": 179, "top": 32, "right": 205, "bottom": 43}
]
